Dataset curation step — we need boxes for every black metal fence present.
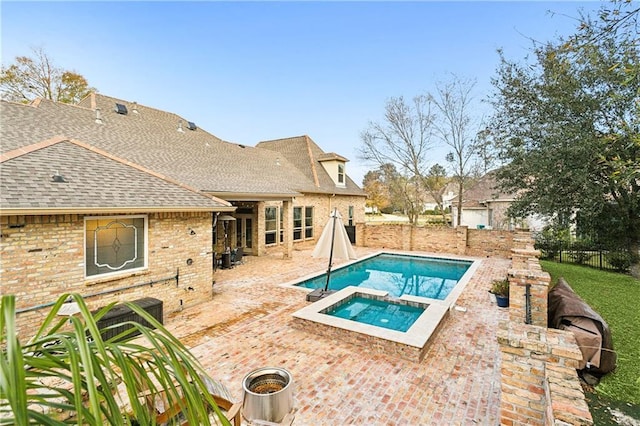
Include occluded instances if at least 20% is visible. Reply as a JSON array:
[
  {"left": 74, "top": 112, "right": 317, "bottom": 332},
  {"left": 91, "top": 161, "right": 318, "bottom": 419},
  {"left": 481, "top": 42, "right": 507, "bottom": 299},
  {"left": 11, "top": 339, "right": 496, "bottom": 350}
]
[{"left": 534, "top": 240, "right": 634, "bottom": 273}]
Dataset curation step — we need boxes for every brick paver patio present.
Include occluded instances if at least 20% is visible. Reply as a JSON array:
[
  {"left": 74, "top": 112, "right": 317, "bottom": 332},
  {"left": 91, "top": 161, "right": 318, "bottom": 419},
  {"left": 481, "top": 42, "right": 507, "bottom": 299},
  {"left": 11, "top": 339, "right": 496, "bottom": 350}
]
[{"left": 163, "top": 247, "right": 510, "bottom": 425}]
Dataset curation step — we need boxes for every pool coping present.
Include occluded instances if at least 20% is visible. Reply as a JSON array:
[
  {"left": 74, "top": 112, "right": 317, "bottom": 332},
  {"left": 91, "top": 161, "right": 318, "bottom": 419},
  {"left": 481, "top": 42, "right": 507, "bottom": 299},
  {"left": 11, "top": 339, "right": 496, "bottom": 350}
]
[
  {"left": 292, "top": 286, "right": 449, "bottom": 348},
  {"left": 288, "top": 251, "right": 482, "bottom": 361}
]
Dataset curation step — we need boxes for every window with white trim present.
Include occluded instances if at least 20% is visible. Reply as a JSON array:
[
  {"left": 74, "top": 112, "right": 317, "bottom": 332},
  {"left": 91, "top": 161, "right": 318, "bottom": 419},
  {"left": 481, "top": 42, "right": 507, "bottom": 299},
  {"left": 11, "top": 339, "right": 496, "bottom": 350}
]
[
  {"left": 337, "top": 164, "right": 345, "bottom": 184},
  {"left": 265, "top": 207, "right": 277, "bottom": 245},
  {"left": 293, "top": 207, "right": 303, "bottom": 241},
  {"left": 85, "top": 215, "right": 147, "bottom": 278},
  {"left": 304, "top": 207, "right": 314, "bottom": 238}
]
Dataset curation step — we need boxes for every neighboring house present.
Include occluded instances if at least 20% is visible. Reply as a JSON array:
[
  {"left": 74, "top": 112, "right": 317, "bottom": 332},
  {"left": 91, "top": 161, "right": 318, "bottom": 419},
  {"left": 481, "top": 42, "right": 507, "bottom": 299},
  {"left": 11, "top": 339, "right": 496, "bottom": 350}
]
[
  {"left": 452, "top": 171, "right": 546, "bottom": 231},
  {"left": 0, "top": 94, "right": 365, "bottom": 335}
]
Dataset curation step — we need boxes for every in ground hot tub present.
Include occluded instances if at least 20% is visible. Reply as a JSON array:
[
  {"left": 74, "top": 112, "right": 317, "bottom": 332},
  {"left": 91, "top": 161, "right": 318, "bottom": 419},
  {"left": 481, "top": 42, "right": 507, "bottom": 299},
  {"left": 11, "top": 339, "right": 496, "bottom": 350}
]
[{"left": 242, "top": 367, "right": 294, "bottom": 423}]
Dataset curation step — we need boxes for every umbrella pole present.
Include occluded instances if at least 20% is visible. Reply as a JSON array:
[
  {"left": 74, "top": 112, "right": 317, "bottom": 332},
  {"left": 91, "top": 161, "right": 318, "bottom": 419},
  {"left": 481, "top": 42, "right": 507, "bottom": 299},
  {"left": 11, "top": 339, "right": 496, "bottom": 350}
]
[{"left": 323, "top": 208, "right": 338, "bottom": 292}]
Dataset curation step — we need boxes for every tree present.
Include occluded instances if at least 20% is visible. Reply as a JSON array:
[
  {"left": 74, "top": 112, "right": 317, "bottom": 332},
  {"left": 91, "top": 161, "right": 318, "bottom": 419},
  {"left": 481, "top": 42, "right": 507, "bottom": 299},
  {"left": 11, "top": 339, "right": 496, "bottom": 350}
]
[
  {"left": 362, "top": 170, "right": 390, "bottom": 213},
  {"left": 423, "top": 163, "right": 450, "bottom": 222},
  {"left": 360, "top": 96, "right": 434, "bottom": 223},
  {"left": 0, "top": 47, "right": 93, "bottom": 104},
  {"left": 359, "top": 95, "right": 440, "bottom": 224},
  {"left": 490, "top": 1, "right": 640, "bottom": 276},
  {"left": 431, "top": 75, "right": 481, "bottom": 227}
]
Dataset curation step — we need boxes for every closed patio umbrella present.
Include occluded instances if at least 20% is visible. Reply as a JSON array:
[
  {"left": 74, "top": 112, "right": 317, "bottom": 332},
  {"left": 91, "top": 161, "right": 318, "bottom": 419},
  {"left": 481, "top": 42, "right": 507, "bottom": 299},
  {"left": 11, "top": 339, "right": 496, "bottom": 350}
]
[{"left": 312, "top": 208, "right": 357, "bottom": 292}]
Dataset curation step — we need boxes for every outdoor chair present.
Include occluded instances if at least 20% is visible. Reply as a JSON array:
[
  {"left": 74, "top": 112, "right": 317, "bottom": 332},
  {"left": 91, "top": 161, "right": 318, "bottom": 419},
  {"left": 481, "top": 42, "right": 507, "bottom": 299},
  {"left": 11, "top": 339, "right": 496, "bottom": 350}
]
[
  {"left": 231, "top": 247, "right": 243, "bottom": 265},
  {"left": 134, "top": 361, "right": 241, "bottom": 426}
]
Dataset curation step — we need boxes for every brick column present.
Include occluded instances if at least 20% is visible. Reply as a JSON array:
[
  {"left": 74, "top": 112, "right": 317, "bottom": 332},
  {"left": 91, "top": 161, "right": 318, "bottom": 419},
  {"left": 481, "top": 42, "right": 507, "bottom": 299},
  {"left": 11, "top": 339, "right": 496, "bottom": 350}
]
[
  {"left": 498, "top": 322, "right": 591, "bottom": 425},
  {"left": 281, "top": 199, "right": 294, "bottom": 259},
  {"left": 508, "top": 266, "right": 550, "bottom": 327}
]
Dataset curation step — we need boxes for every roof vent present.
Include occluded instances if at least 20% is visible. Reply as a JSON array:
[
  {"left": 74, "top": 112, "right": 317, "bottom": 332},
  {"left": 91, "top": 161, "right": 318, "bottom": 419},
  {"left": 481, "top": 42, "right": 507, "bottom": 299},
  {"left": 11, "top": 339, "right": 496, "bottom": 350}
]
[
  {"left": 52, "top": 171, "right": 67, "bottom": 183},
  {"left": 177, "top": 120, "right": 184, "bottom": 133},
  {"left": 187, "top": 121, "right": 197, "bottom": 131},
  {"left": 114, "top": 103, "right": 128, "bottom": 115},
  {"left": 95, "top": 108, "right": 103, "bottom": 124},
  {"left": 132, "top": 101, "right": 139, "bottom": 114}
]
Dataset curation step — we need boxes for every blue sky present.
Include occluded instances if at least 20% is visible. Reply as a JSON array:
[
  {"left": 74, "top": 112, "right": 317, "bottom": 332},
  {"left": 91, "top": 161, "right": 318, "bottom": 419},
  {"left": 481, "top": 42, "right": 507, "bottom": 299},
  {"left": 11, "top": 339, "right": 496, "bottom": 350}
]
[{"left": 1, "top": 1, "right": 606, "bottom": 184}]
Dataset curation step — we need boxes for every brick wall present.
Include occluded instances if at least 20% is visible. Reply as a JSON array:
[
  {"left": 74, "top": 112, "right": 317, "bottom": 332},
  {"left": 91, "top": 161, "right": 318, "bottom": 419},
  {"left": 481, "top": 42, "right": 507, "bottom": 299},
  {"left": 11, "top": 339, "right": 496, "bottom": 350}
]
[
  {"left": 357, "top": 223, "right": 514, "bottom": 258},
  {"left": 499, "top": 230, "right": 593, "bottom": 425},
  {"left": 1, "top": 212, "right": 214, "bottom": 339},
  {"left": 257, "top": 194, "right": 366, "bottom": 256}
]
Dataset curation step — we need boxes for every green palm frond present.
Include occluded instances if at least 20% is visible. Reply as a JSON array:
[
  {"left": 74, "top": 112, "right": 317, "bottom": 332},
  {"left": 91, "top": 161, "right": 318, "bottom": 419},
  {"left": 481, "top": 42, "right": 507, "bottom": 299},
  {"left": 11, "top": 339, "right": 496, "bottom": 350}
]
[{"left": 0, "top": 293, "right": 229, "bottom": 426}]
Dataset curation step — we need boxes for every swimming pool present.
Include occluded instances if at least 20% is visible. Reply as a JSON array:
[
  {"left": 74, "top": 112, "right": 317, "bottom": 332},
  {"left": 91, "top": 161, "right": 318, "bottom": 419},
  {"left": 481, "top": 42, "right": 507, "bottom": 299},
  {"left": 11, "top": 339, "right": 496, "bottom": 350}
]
[
  {"left": 291, "top": 252, "right": 479, "bottom": 361},
  {"left": 296, "top": 253, "right": 472, "bottom": 300},
  {"left": 323, "top": 294, "right": 425, "bottom": 332}
]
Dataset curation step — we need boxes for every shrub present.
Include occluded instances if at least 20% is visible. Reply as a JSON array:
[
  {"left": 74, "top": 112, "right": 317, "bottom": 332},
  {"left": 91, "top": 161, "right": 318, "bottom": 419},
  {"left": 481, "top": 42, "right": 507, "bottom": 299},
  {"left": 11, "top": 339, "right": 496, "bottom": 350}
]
[
  {"left": 607, "top": 251, "right": 633, "bottom": 272},
  {"left": 490, "top": 279, "right": 509, "bottom": 296}
]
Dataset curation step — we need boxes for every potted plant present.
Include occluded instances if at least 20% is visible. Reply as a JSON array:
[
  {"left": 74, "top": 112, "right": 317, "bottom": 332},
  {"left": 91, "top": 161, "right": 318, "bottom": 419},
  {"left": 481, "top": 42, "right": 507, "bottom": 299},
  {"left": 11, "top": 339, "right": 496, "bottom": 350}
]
[
  {"left": 0, "top": 293, "right": 229, "bottom": 425},
  {"left": 490, "top": 279, "right": 510, "bottom": 308}
]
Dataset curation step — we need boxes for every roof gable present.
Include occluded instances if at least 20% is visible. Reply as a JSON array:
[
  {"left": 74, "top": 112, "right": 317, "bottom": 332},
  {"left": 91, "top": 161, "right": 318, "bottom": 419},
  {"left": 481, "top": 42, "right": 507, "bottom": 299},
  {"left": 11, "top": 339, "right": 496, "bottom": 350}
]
[
  {"left": 256, "top": 135, "right": 365, "bottom": 196},
  {"left": 1, "top": 136, "right": 231, "bottom": 213}
]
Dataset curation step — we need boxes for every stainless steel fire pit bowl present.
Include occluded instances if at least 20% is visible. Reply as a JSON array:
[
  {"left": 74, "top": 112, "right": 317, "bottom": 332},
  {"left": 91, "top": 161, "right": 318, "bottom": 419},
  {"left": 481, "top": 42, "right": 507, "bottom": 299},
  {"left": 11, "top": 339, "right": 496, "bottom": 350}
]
[{"left": 242, "top": 367, "right": 294, "bottom": 423}]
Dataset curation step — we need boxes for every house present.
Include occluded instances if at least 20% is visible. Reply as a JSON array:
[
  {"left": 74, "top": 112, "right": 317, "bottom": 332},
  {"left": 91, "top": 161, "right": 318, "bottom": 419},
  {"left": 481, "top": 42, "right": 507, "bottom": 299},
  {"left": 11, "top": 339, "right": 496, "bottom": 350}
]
[
  {"left": 452, "top": 171, "right": 546, "bottom": 231},
  {"left": 0, "top": 94, "right": 365, "bottom": 336}
]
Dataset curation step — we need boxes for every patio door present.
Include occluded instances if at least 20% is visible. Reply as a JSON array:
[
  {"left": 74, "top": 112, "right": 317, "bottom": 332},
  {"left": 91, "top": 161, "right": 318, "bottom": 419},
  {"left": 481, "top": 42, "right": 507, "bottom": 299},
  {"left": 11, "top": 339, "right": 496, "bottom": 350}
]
[{"left": 236, "top": 214, "right": 254, "bottom": 255}]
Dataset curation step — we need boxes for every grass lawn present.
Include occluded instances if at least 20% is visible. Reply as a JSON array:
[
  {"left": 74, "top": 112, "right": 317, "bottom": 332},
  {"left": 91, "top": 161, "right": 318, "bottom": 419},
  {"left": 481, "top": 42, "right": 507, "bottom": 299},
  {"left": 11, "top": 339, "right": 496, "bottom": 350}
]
[{"left": 541, "top": 260, "right": 640, "bottom": 407}]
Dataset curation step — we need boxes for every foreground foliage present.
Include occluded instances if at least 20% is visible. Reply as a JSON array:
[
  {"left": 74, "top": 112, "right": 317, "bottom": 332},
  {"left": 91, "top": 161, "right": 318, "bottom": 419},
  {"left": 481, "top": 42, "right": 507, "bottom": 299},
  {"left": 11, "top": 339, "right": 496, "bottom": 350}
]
[
  {"left": 0, "top": 293, "right": 228, "bottom": 425},
  {"left": 542, "top": 260, "right": 640, "bottom": 405}
]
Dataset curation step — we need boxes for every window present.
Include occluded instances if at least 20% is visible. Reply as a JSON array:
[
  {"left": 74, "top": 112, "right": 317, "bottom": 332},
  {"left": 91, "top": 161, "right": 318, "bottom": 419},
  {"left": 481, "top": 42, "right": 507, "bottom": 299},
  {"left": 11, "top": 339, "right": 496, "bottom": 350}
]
[
  {"left": 265, "top": 207, "right": 277, "bottom": 245},
  {"left": 280, "top": 207, "right": 284, "bottom": 243},
  {"left": 293, "top": 207, "right": 303, "bottom": 241},
  {"left": 348, "top": 205, "right": 354, "bottom": 226},
  {"left": 304, "top": 207, "right": 314, "bottom": 238},
  {"left": 337, "top": 164, "right": 345, "bottom": 184},
  {"left": 85, "top": 216, "right": 147, "bottom": 278}
]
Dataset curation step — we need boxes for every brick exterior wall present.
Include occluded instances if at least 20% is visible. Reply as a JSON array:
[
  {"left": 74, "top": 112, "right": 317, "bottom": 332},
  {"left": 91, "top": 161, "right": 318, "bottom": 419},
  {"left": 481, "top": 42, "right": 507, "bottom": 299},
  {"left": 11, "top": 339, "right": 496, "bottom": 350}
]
[
  {"left": 257, "top": 194, "right": 366, "bottom": 257},
  {"left": 498, "top": 231, "right": 593, "bottom": 425},
  {"left": 1, "top": 212, "right": 214, "bottom": 339},
  {"left": 357, "top": 223, "right": 514, "bottom": 258}
]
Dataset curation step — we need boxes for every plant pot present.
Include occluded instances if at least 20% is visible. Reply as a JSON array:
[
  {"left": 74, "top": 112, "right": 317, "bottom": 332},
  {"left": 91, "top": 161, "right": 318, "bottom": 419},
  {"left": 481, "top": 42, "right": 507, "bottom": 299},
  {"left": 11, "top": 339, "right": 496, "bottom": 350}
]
[{"left": 496, "top": 294, "right": 509, "bottom": 308}]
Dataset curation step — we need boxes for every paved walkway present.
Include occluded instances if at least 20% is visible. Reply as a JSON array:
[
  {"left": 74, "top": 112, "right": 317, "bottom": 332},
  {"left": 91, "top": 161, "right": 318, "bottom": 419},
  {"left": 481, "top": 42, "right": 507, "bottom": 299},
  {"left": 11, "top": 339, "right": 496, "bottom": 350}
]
[{"left": 163, "top": 247, "right": 510, "bottom": 425}]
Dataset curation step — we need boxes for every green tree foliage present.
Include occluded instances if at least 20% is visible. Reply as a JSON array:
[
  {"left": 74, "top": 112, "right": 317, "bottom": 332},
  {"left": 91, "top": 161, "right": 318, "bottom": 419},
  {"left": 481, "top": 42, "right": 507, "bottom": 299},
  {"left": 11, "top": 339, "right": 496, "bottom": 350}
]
[
  {"left": 362, "top": 170, "right": 390, "bottom": 213},
  {"left": 489, "top": 1, "right": 639, "bottom": 274},
  {"left": 0, "top": 47, "right": 94, "bottom": 104}
]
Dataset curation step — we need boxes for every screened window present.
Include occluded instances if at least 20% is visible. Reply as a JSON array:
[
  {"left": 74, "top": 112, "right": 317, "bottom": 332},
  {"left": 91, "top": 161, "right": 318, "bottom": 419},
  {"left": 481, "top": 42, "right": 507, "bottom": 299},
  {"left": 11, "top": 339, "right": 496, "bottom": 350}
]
[
  {"left": 337, "top": 164, "right": 345, "bottom": 184},
  {"left": 85, "top": 216, "right": 147, "bottom": 278},
  {"left": 293, "top": 207, "right": 303, "bottom": 241},
  {"left": 280, "top": 207, "right": 284, "bottom": 243},
  {"left": 265, "top": 207, "right": 277, "bottom": 245},
  {"left": 304, "top": 207, "right": 314, "bottom": 238}
]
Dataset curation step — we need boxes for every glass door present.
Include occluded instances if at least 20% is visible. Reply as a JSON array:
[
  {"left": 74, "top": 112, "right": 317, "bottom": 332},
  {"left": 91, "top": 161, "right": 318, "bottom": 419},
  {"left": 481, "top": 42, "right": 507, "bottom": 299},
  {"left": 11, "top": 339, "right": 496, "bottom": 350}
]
[{"left": 236, "top": 215, "right": 254, "bottom": 255}]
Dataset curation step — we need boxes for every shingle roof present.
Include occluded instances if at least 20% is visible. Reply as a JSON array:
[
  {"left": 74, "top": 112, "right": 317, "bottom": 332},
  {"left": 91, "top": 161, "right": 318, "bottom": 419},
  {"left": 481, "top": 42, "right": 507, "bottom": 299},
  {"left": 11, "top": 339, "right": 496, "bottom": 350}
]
[
  {"left": 0, "top": 136, "right": 231, "bottom": 213},
  {"left": 461, "top": 171, "right": 516, "bottom": 208},
  {"left": 256, "top": 135, "right": 366, "bottom": 196},
  {"left": 1, "top": 95, "right": 314, "bottom": 199}
]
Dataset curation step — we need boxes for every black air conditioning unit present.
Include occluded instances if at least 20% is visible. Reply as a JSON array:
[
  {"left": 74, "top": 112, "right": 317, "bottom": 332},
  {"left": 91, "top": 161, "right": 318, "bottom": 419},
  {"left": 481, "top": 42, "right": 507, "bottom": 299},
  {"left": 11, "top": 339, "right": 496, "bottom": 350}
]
[{"left": 94, "top": 297, "right": 163, "bottom": 341}]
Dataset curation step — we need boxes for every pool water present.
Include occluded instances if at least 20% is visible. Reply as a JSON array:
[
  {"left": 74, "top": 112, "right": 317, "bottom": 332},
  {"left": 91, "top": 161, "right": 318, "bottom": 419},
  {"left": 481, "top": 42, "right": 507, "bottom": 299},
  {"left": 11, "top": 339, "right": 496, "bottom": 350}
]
[
  {"left": 298, "top": 253, "right": 472, "bottom": 300},
  {"left": 323, "top": 296, "right": 425, "bottom": 332}
]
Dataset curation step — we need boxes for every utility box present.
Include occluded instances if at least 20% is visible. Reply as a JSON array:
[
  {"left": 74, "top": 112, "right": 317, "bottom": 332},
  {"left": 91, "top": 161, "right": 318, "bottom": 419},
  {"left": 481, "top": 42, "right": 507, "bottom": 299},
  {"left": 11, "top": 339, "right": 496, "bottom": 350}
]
[{"left": 94, "top": 297, "right": 163, "bottom": 341}]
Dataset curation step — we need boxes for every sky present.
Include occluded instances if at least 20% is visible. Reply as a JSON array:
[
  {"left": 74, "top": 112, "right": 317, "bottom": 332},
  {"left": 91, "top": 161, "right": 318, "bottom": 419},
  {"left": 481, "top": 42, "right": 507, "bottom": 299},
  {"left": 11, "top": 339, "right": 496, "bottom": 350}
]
[{"left": 1, "top": 1, "right": 608, "bottom": 185}]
